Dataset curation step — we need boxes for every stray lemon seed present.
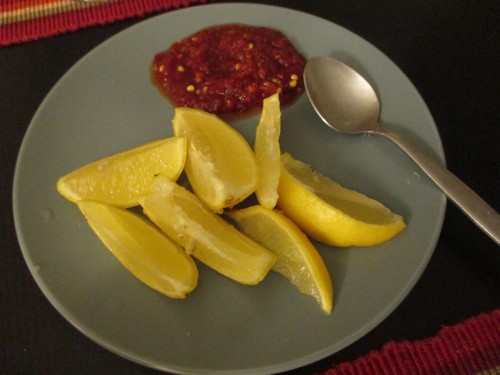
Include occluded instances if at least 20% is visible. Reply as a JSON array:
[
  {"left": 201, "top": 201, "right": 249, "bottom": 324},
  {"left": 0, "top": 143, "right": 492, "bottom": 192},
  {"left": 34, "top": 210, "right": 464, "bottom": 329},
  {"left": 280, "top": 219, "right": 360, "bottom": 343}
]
[
  {"left": 177, "top": 65, "right": 185, "bottom": 72},
  {"left": 248, "top": 43, "right": 254, "bottom": 49},
  {"left": 235, "top": 63, "right": 241, "bottom": 71},
  {"left": 290, "top": 74, "right": 298, "bottom": 80},
  {"left": 289, "top": 80, "right": 297, "bottom": 88},
  {"left": 159, "top": 65, "right": 165, "bottom": 72},
  {"left": 187, "top": 85, "right": 195, "bottom": 92}
]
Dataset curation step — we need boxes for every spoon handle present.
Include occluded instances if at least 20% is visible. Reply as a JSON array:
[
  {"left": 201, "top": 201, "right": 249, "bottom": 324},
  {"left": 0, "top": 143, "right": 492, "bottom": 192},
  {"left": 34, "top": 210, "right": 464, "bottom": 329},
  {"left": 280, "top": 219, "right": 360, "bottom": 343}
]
[{"left": 378, "top": 126, "right": 500, "bottom": 245}]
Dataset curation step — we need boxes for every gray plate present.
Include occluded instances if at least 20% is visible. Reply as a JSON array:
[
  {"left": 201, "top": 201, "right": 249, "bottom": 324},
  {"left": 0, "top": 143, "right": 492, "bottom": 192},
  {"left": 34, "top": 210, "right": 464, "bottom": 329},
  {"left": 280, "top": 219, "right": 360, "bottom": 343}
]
[{"left": 13, "top": 4, "right": 446, "bottom": 374}]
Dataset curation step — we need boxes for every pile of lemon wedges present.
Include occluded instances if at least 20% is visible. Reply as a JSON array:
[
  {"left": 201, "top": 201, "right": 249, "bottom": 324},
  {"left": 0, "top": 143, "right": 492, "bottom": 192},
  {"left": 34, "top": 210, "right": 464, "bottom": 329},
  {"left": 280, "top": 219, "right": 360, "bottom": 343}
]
[{"left": 57, "top": 93, "right": 406, "bottom": 315}]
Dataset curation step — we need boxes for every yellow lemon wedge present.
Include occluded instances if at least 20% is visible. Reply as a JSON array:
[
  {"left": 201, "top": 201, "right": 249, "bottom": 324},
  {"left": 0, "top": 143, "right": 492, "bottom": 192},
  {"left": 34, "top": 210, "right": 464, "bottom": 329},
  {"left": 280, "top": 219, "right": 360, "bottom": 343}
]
[
  {"left": 277, "top": 153, "right": 407, "bottom": 247},
  {"left": 76, "top": 200, "right": 198, "bottom": 299},
  {"left": 57, "top": 137, "right": 187, "bottom": 207},
  {"left": 172, "top": 107, "right": 258, "bottom": 213},
  {"left": 227, "top": 205, "right": 333, "bottom": 314},
  {"left": 254, "top": 93, "right": 281, "bottom": 209},
  {"left": 139, "top": 175, "right": 276, "bottom": 285}
]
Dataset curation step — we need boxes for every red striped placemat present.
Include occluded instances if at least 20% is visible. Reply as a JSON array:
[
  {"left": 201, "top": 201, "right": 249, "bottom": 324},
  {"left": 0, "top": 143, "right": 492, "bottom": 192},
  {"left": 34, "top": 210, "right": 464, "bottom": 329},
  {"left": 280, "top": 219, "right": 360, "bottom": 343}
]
[
  {"left": 321, "top": 309, "right": 500, "bottom": 375},
  {"left": 0, "top": 0, "right": 208, "bottom": 46}
]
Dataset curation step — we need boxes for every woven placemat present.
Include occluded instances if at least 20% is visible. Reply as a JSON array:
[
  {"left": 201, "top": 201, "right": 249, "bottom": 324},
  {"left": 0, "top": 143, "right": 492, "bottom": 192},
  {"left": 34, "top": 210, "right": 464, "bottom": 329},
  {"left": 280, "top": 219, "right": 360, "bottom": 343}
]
[
  {"left": 321, "top": 309, "right": 500, "bottom": 375},
  {"left": 0, "top": 0, "right": 208, "bottom": 46}
]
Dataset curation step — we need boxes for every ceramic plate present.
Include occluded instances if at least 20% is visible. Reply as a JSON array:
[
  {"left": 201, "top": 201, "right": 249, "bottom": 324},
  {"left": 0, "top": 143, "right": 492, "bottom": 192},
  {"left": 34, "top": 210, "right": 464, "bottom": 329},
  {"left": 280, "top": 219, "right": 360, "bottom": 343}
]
[{"left": 13, "top": 4, "right": 446, "bottom": 374}]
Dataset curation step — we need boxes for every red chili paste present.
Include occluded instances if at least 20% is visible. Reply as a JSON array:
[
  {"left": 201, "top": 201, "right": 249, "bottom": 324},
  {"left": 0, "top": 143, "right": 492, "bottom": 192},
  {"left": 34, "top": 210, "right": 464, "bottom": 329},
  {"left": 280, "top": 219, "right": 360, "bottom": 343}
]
[{"left": 151, "top": 24, "right": 305, "bottom": 115}]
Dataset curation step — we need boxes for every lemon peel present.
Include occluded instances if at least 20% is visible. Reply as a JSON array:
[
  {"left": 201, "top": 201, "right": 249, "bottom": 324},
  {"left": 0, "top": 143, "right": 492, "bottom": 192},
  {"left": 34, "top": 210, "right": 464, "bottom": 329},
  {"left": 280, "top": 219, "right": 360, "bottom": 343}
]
[
  {"left": 139, "top": 175, "right": 276, "bottom": 285},
  {"left": 172, "top": 107, "right": 258, "bottom": 213},
  {"left": 228, "top": 205, "right": 333, "bottom": 314},
  {"left": 277, "top": 153, "right": 406, "bottom": 247},
  {"left": 254, "top": 93, "right": 281, "bottom": 209},
  {"left": 57, "top": 137, "right": 187, "bottom": 207},
  {"left": 77, "top": 200, "right": 198, "bottom": 299}
]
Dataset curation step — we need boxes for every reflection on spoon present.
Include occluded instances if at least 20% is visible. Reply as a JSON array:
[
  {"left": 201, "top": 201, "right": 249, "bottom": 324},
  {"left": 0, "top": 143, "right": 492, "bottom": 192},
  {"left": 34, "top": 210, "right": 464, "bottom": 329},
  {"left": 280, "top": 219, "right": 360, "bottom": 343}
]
[{"left": 303, "top": 56, "right": 500, "bottom": 245}]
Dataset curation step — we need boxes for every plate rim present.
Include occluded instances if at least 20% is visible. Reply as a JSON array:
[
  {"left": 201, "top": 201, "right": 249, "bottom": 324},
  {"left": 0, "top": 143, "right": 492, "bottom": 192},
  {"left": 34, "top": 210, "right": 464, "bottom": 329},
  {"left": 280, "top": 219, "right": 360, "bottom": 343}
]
[{"left": 12, "top": 3, "right": 446, "bottom": 374}]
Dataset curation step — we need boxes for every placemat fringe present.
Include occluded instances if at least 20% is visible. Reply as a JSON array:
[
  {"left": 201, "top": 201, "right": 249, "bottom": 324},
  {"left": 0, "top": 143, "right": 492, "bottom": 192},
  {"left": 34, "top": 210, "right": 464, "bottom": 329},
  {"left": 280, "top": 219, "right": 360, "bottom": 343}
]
[
  {"left": 321, "top": 309, "right": 500, "bottom": 375},
  {"left": 0, "top": 0, "right": 208, "bottom": 46}
]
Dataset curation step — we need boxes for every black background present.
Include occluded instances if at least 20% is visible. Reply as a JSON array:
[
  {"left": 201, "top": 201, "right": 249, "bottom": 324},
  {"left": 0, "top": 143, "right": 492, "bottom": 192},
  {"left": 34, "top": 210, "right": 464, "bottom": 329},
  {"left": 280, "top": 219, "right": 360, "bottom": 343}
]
[{"left": 1, "top": 1, "right": 499, "bottom": 374}]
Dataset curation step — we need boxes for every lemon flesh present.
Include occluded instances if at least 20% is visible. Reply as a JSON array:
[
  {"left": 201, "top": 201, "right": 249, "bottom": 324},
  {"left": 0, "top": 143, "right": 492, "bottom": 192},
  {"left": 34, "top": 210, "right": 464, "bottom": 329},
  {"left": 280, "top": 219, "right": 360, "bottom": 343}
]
[
  {"left": 277, "top": 153, "right": 406, "bottom": 247},
  {"left": 139, "top": 175, "right": 276, "bottom": 285},
  {"left": 77, "top": 200, "right": 198, "bottom": 299},
  {"left": 228, "top": 205, "right": 333, "bottom": 314},
  {"left": 172, "top": 107, "right": 258, "bottom": 213},
  {"left": 254, "top": 93, "right": 281, "bottom": 209},
  {"left": 57, "top": 137, "right": 187, "bottom": 208}
]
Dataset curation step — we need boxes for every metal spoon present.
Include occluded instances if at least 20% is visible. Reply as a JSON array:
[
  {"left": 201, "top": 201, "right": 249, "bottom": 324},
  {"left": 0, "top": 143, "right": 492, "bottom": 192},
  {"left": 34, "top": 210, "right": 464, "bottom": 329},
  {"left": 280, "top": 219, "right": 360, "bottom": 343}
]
[{"left": 303, "top": 56, "right": 500, "bottom": 245}]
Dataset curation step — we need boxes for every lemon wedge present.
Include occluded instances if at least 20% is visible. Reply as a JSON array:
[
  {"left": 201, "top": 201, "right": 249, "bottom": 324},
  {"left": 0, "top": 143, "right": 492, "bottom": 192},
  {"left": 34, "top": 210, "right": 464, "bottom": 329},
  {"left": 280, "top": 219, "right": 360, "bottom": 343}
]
[
  {"left": 57, "top": 137, "right": 187, "bottom": 207},
  {"left": 254, "top": 93, "right": 281, "bottom": 209},
  {"left": 77, "top": 200, "right": 198, "bottom": 299},
  {"left": 277, "top": 153, "right": 406, "bottom": 247},
  {"left": 139, "top": 175, "right": 276, "bottom": 285},
  {"left": 172, "top": 107, "right": 258, "bottom": 213},
  {"left": 227, "top": 205, "right": 333, "bottom": 314}
]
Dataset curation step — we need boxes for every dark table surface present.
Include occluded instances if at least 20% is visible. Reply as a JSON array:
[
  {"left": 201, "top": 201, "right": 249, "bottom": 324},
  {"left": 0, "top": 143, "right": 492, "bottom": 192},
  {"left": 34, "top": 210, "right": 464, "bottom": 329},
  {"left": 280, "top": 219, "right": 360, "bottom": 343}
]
[{"left": 1, "top": 1, "right": 499, "bottom": 374}]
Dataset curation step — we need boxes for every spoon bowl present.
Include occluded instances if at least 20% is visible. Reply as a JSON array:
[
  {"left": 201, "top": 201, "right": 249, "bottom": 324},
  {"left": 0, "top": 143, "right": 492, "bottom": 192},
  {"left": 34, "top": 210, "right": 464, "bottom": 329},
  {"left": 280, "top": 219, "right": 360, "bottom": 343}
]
[
  {"left": 304, "top": 57, "right": 380, "bottom": 134},
  {"left": 303, "top": 56, "right": 500, "bottom": 245}
]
